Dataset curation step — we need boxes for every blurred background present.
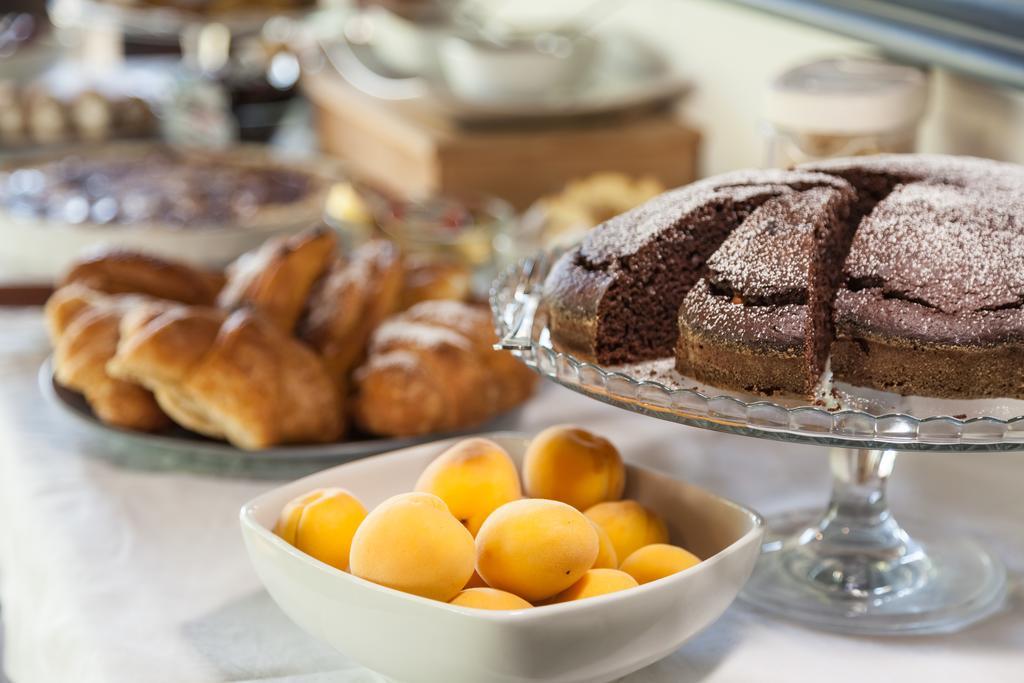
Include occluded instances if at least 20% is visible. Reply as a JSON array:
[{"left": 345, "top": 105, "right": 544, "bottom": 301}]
[{"left": 1, "top": 0, "right": 1022, "bottom": 302}]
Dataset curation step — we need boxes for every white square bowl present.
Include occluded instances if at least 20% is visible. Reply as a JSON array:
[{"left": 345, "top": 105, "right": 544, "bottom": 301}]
[{"left": 240, "top": 432, "right": 764, "bottom": 683}]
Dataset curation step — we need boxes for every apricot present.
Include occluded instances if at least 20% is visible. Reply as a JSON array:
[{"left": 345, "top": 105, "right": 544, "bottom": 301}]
[
  {"left": 349, "top": 492, "right": 475, "bottom": 601},
  {"left": 621, "top": 544, "right": 701, "bottom": 584},
  {"left": 523, "top": 426, "right": 625, "bottom": 511},
  {"left": 449, "top": 587, "right": 532, "bottom": 611},
  {"left": 585, "top": 500, "right": 669, "bottom": 562},
  {"left": 274, "top": 488, "right": 367, "bottom": 571},
  {"left": 464, "top": 570, "right": 488, "bottom": 589},
  {"left": 274, "top": 491, "right": 322, "bottom": 545},
  {"left": 415, "top": 438, "right": 522, "bottom": 535},
  {"left": 590, "top": 520, "right": 618, "bottom": 569},
  {"left": 548, "top": 568, "right": 638, "bottom": 603},
  {"left": 476, "top": 498, "right": 599, "bottom": 602}
]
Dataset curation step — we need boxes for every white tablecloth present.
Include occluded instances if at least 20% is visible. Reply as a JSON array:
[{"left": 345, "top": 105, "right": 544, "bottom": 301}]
[{"left": 1, "top": 309, "right": 1023, "bottom": 683}]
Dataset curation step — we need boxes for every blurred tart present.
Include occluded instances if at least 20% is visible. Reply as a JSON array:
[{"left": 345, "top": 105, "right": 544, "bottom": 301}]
[{"left": 0, "top": 143, "right": 332, "bottom": 281}]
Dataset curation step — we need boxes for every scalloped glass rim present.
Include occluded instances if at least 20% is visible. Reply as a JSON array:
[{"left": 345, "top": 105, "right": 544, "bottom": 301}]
[{"left": 490, "top": 258, "right": 1024, "bottom": 451}]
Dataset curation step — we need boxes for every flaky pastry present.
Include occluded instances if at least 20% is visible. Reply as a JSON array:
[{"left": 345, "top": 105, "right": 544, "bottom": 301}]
[
  {"left": 353, "top": 301, "right": 536, "bottom": 437},
  {"left": 110, "top": 307, "right": 344, "bottom": 449},
  {"left": 300, "top": 239, "right": 404, "bottom": 382},
  {"left": 46, "top": 284, "right": 170, "bottom": 431},
  {"left": 61, "top": 249, "right": 225, "bottom": 305},
  {"left": 218, "top": 226, "right": 336, "bottom": 333}
]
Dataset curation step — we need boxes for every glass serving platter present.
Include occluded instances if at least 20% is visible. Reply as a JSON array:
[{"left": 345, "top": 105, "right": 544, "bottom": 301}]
[
  {"left": 40, "top": 358, "right": 518, "bottom": 478},
  {"left": 491, "top": 254, "right": 1017, "bottom": 636},
  {"left": 491, "top": 255, "right": 1024, "bottom": 452}
]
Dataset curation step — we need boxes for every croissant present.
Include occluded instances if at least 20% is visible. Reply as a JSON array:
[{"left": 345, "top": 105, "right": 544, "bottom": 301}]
[
  {"left": 353, "top": 301, "right": 536, "bottom": 437},
  {"left": 218, "top": 226, "right": 336, "bottom": 333},
  {"left": 300, "top": 239, "right": 403, "bottom": 381},
  {"left": 399, "top": 300, "right": 536, "bottom": 412},
  {"left": 61, "top": 249, "right": 225, "bottom": 305},
  {"left": 109, "top": 307, "right": 344, "bottom": 450},
  {"left": 45, "top": 284, "right": 170, "bottom": 431},
  {"left": 46, "top": 283, "right": 120, "bottom": 343}
]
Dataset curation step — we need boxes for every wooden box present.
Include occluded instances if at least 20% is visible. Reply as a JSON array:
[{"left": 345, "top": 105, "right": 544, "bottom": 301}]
[{"left": 303, "top": 67, "right": 701, "bottom": 209}]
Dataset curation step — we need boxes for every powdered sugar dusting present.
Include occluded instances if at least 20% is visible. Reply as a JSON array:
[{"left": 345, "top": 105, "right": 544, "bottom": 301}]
[
  {"left": 680, "top": 279, "right": 806, "bottom": 348},
  {"left": 707, "top": 186, "right": 852, "bottom": 299},
  {"left": 846, "top": 182, "right": 1024, "bottom": 314},
  {"left": 802, "top": 153, "right": 1024, "bottom": 191},
  {"left": 578, "top": 169, "right": 849, "bottom": 265},
  {"left": 371, "top": 321, "right": 473, "bottom": 352},
  {"left": 545, "top": 153, "right": 1024, "bottom": 398},
  {"left": 402, "top": 299, "right": 490, "bottom": 331}
]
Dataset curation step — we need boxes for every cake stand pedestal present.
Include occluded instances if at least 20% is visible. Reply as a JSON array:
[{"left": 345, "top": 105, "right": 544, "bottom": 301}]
[
  {"left": 492, "top": 256, "right": 1015, "bottom": 635},
  {"left": 742, "top": 447, "right": 1005, "bottom": 634}
]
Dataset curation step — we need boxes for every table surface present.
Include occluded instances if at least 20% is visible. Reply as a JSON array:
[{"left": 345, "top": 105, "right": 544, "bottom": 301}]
[{"left": 2, "top": 308, "right": 1023, "bottom": 683}]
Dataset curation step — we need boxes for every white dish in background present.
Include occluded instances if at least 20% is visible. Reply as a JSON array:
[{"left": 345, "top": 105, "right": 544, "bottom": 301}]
[
  {"left": 437, "top": 32, "right": 599, "bottom": 103},
  {"left": 0, "top": 143, "right": 339, "bottom": 283},
  {"left": 353, "top": 4, "right": 452, "bottom": 78},
  {"left": 0, "top": 215, "right": 311, "bottom": 283},
  {"left": 241, "top": 432, "right": 764, "bottom": 683},
  {"left": 316, "top": 16, "right": 690, "bottom": 123}
]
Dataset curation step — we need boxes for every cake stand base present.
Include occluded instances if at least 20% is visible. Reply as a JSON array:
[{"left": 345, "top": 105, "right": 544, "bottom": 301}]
[{"left": 739, "top": 449, "right": 1007, "bottom": 635}]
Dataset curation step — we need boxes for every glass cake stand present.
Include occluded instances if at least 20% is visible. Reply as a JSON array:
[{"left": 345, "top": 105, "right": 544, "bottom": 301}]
[{"left": 491, "top": 255, "right": 1017, "bottom": 635}]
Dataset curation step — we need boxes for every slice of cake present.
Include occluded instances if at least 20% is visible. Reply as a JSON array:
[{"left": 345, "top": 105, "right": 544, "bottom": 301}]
[
  {"left": 543, "top": 170, "right": 849, "bottom": 364},
  {"left": 676, "top": 184, "right": 856, "bottom": 396},
  {"left": 832, "top": 182, "right": 1024, "bottom": 398}
]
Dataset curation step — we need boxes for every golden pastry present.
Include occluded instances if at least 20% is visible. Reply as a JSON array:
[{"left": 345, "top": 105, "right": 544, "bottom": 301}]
[
  {"left": 61, "top": 249, "right": 225, "bottom": 305},
  {"left": 300, "top": 239, "right": 403, "bottom": 382},
  {"left": 353, "top": 301, "right": 536, "bottom": 437},
  {"left": 110, "top": 307, "right": 344, "bottom": 449},
  {"left": 218, "top": 226, "right": 337, "bottom": 333},
  {"left": 46, "top": 283, "right": 116, "bottom": 344},
  {"left": 46, "top": 284, "right": 170, "bottom": 431},
  {"left": 399, "top": 300, "right": 536, "bottom": 412}
]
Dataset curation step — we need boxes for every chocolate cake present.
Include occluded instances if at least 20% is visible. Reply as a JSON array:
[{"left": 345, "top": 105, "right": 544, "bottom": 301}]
[
  {"left": 544, "top": 169, "right": 849, "bottom": 364},
  {"left": 676, "top": 185, "right": 855, "bottom": 395},
  {"left": 831, "top": 182, "right": 1024, "bottom": 398},
  {"left": 542, "top": 154, "right": 1024, "bottom": 399}
]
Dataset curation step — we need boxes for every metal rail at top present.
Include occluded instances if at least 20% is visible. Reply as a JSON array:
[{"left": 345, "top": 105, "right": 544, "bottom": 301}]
[{"left": 723, "top": 0, "right": 1024, "bottom": 90}]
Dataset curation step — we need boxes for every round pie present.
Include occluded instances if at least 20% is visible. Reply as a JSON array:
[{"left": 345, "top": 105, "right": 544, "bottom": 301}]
[{"left": 0, "top": 143, "right": 333, "bottom": 281}]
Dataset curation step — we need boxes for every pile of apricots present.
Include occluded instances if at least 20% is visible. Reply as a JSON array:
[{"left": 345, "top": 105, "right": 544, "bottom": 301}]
[{"left": 274, "top": 426, "right": 702, "bottom": 610}]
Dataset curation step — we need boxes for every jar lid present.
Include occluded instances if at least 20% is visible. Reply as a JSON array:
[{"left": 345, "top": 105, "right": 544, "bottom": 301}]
[{"left": 767, "top": 57, "right": 928, "bottom": 135}]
